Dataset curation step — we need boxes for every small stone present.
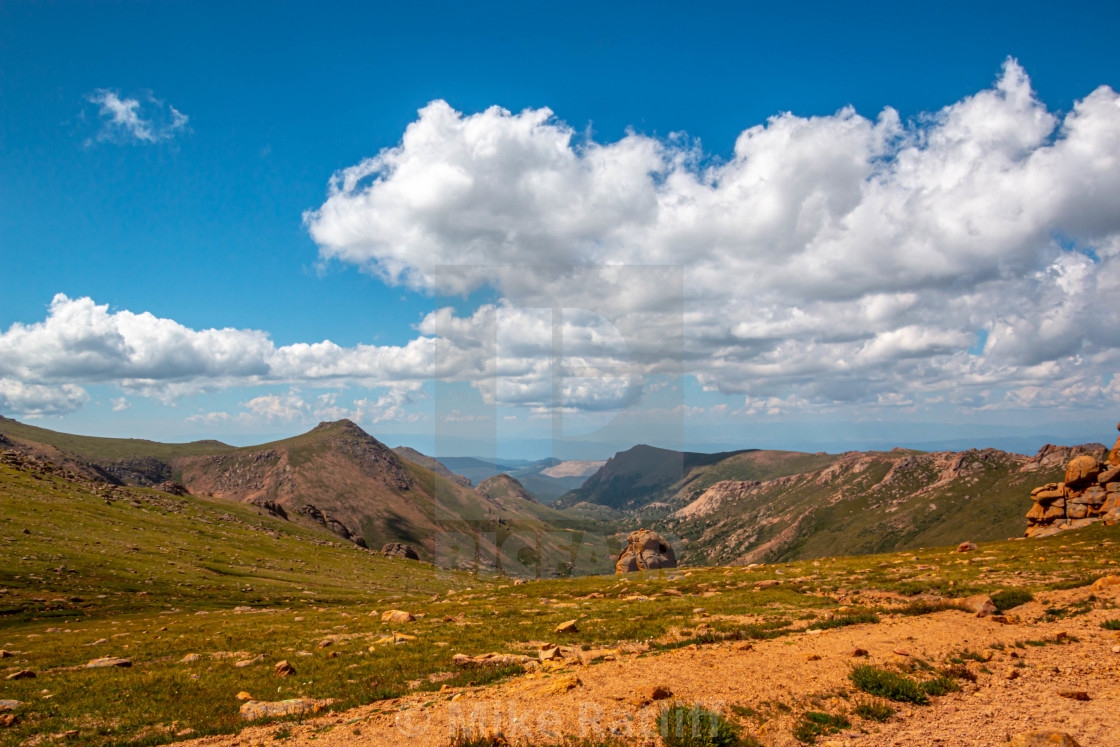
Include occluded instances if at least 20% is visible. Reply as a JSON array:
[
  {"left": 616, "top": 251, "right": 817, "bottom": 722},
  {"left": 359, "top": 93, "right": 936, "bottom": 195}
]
[
  {"left": 642, "top": 685, "right": 672, "bottom": 701},
  {"left": 180, "top": 653, "right": 201, "bottom": 663},
  {"left": 848, "top": 648, "right": 869, "bottom": 658},
  {"left": 5, "top": 670, "right": 34, "bottom": 681},
  {"left": 892, "top": 648, "right": 910, "bottom": 656},
  {"left": 0, "top": 651, "right": 12, "bottom": 658},
  {"left": 84, "top": 657, "right": 131, "bottom": 669},
  {"left": 0, "top": 701, "right": 21, "bottom": 713},
  {"left": 273, "top": 660, "right": 296, "bottom": 677},
  {"left": 555, "top": 619, "right": 579, "bottom": 634},
  {"left": 175, "top": 728, "right": 195, "bottom": 737},
  {"left": 0, "top": 714, "right": 16, "bottom": 727},
  {"left": 732, "top": 641, "right": 754, "bottom": 651},
  {"left": 957, "top": 541, "right": 978, "bottom": 552},
  {"left": 381, "top": 610, "right": 414, "bottom": 624},
  {"left": 234, "top": 655, "right": 263, "bottom": 668},
  {"left": 1057, "top": 691, "right": 1090, "bottom": 701},
  {"left": 236, "top": 691, "right": 253, "bottom": 701},
  {"left": 1006, "top": 669, "right": 1021, "bottom": 680},
  {"left": 806, "top": 654, "right": 822, "bottom": 661},
  {"left": 317, "top": 639, "right": 333, "bottom": 648}
]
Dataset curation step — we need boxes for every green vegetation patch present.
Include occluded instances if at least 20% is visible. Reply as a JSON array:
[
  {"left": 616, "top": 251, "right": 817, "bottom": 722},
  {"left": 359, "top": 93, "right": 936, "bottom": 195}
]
[
  {"left": 848, "top": 665, "right": 930, "bottom": 705},
  {"left": 792, "top": 711, "right": 850, "bottom": 743},
  {"left": 658, "top": 703, "right": 743, "bottom": 747}
]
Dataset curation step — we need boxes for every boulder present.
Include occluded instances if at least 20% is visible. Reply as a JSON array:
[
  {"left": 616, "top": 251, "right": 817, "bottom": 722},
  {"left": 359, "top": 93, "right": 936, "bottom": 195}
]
[
  {"left": 1064, "top": 455, "right": 1101, "bottom": 488},
  {"left": 239, "top": 698, "right": 329, "bottom": 721},
  {"left": 956, "top": 541, "right": 978, "bottom": 552},
  {"left": 84, "top": 657, "right": 131, "bottom": 669},
  {"left": 273, "top": 660, "right": 295, "bottom": 677},
  {"left": 381, "top": 542, "right": 420, "bottom": 560},
  {"left": 381, "top": 610, "right": 415, "bottom": 623},
  {"left": 615, "top": 529, "right": 677, "bottom": 574},
  {"left": 555, "top": 619, "right": 579, "bottom": 634},
  {"left": 0, "top": 701, "right": 21, "bottom": 713}
]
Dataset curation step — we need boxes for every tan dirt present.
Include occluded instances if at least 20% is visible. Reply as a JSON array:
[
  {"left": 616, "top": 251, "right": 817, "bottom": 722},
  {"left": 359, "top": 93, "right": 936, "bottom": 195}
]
[{"left": 184, "top": 585, "right": 1120, "bottom": 747}]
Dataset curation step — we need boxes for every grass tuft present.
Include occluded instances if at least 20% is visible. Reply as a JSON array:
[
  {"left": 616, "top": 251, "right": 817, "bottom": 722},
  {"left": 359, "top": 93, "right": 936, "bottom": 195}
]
[
  {"left": 792, "top": 711, "right": 850, "bottom": 743},
  {"left": 658, "top": 703, "right": 743, "bottom": 747},
  {"left": 853, "top": 700, "right": 895, "bottom": 722},
  {"left": 848, "top": 665, "right": 930, "bottom": 705}
]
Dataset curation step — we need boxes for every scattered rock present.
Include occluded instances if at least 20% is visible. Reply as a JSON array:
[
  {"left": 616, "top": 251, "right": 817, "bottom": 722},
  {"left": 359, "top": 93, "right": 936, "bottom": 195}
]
[
  {"left": 273, "top": 660, "right": 295, "bottom": 677},
  {"left": 642, "top": 685, "right": 672, "bottom": 701},
  {"left": 234, "top": 655, "right": 264, "bottom": 668},
  {"left": 452, "top": 652, "right": 534, "bottom": 669},
  {"left": 381, "top": 542, "right": 420, "bottom": 560},
  {"left": 236, "top": 691, "right": 253, "bottom": 701},
  {"left": 1091, "top": 575, "right": 1120, "bottom": 591},
  {"left": 848, "top": 648, "right": 869, "bottom": 658},
  {"left": 806, "top": 654, "right": 822, "bottom": 661},
  {"left": 5, "top": 670, "right": 34, "bottom": 681},
  {"left": 1058, "top": 690, "right": 1090, "bottom": 701},
  {"left": 956, "top": 541, "right": 978, "bottom": 552},
  {"left": 0, "top": 714, "right": 16, "bottom": 727},
  {"left": 0, "top": 651, "right": 12, "bottom": 658},
  {"left": 317, "top": 639, "right": 333, "bottom": 648},
  {"left": 381, "top": 610, "right": 415, "bottom": 624},
  {"left": 615, "top": 529, "right": 677, "bottom": 574},
  {"left": 84, "top": 657, "right": 131, "bottom": 669},
  {"left": 180, "top": 653, "right": 201, "bottom": 664},
  {"left": 239, "top": 698, "right": 329, "bottom": 721},
  {"left": 0, "top": 701, "right": 21, "bottom": 713},
  {"left": 555, "top": 619, "right": 579, "bottom": 634}
]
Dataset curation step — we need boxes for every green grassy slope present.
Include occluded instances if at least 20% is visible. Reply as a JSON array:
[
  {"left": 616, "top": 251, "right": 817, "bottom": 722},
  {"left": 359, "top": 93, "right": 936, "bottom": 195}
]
[{"left": 0, "top": 416, "right": 233, "bottom": 461}]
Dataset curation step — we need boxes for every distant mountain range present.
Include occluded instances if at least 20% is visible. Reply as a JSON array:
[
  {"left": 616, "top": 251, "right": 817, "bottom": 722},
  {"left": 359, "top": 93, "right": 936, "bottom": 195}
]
[{"left": 1, "top": 414, "right": 1098, "bottom": 571}]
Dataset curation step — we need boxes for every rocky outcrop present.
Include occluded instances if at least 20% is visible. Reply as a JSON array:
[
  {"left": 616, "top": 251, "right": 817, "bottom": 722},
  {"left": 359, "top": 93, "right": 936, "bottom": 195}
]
[
  {"left": 615, "top": 529, "right": 677, "bottom": 573},
  {"left": 296, "top": 504, "right": 367, "bottom": 548},
  {"left": 1025, "top": 422, "right": 1120, "bottom": 538},
  {"left": 249, "top": 498, "right": 288, "bottom": 521},
  {"left": 98, "top": 456, "right": 173, "bottom": 487},
  {"left": 381, "top": 542, "right": 420, "bottom": 560}
]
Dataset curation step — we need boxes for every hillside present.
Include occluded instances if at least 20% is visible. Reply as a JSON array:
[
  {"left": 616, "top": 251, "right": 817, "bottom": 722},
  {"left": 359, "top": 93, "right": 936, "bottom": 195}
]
[
  {"left": 657, "top": 447, "right": 1084, "bottom": 565},
  {"left": 391, "top": 446, "right": 472, "bottom": 486},
  {"left": 555, "top": 444, "right": 756, "bottom": 510},
  {"left": 0, "top": 418, "right": 604, "bottom": 570}
]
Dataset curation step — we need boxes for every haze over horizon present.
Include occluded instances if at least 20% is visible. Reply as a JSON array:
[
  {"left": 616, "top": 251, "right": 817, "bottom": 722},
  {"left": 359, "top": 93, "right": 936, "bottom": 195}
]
[{"left": 3, "top": 1, "right": 1120, "bottom": 459}]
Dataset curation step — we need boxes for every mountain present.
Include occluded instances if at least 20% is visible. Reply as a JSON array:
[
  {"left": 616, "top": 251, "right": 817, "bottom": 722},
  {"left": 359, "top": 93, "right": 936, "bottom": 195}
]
[
  {"left": 655, "top": 446, "right": 1090, "bottom": 565},
  {"left": 476, "top": 473, "right": 539, "bottom": 504},
  {"left": 554, "top": 443, "right": 756, "bottom": 510},
  {"left": 392, "top": 445, "right": 472, "bottom": 486},
  {"left": 0, "top": 417, "right": 602, "bottom": 571},
  {"left": 433, "top": 456, "right": 525, "bottom": 485}
]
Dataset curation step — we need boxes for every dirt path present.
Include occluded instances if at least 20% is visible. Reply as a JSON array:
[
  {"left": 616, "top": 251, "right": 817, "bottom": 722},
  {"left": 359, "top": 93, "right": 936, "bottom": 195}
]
[{"left": 187, "top": 583, "right": 1120, "bottom": 747}]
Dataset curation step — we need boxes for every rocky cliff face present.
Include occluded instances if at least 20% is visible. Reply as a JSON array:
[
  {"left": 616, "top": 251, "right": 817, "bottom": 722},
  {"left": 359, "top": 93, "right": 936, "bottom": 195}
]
[{"left": 1025, "top": 423, "right": 1120, "bottom": 538}]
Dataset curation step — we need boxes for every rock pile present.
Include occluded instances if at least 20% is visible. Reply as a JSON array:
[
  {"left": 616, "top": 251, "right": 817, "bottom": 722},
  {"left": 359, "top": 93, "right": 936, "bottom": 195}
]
[
  {"left": 615, "top": 529, "right": 677, "bottom": 573},
  {"left": 1025, "top": 422, "right": 1120, "bottom": 538}
]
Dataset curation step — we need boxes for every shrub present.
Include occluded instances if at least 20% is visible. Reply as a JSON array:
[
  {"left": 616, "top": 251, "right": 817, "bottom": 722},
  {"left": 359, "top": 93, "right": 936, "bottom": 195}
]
[
  {"left": 792, "top": 711, "right": 850, "bottom": 743},
  {"left": 920, "top": 675, "right": 961, "bottom": 696},
  {"left": 807, "top": 612, "right": 880, "bottom": 630},
  {"left": 1101, "top": 619, "right": 1120, "bottom": 630},
  {"left": 848, "top": 665, "right": 929, "bottom": 705},
  {"left": 658, "top": 703, "right": 743, "bottom": 747},
  {"left": 853, "top": 700, "right": 895, "bottom": 722}
]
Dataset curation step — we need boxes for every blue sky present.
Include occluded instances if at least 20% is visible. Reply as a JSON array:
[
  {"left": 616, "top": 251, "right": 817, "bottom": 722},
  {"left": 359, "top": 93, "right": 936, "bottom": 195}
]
[{"left": 2, "top": 0, "right": 1120, "bottom": 458}]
